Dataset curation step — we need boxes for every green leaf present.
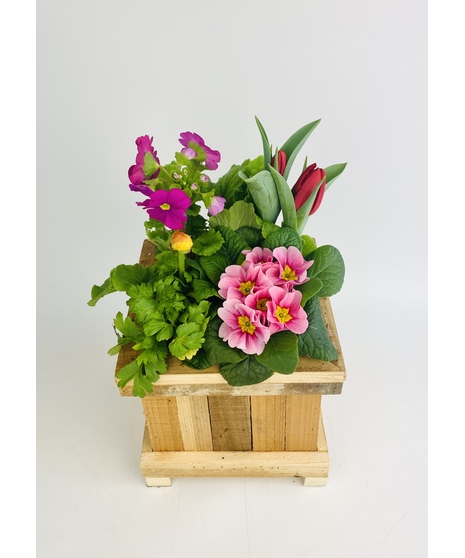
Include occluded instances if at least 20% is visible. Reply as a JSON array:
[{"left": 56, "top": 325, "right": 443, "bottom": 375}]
[
  {"left": 262, "top": 226, "right": 303, "bottom": 251},
  {"left": 143, "top": 311, "right": 170, "bottom": 336},
  {"left": 220, "top": 355, "right": 274, "bottom": 386},
  {"left": 241, "top": 170, "right": 281, "bottom": 223},
  {"left": 268, "top": 165, "right": 298, "bottom": 230},
  {"left": 169, "top": 322, "right": 205, "bottom": 359},
  {"left": 114, "top": 312, "right": 142, "bottom": 340},
  {"left": 88, "top": 277, "right": 115, "bottom": 306},
  {"left": 295, "top": 277, "right": 323, "bottom": 306},
  {"left": 185, "top": 214, "right": 208, "bottom": 238},
  {"left": 192, "top": 230, "right": 224, "bottom": 256},
  {"left": 216, "top": 226, "right": 249, "bottom": 263},
  {"left": 201, "top": 316, "right": 246, "bottom": 366},
  {"left": 110, "top": 264, "right": 154, "bottom": 292},
  {"left": 324, "top": 163, "right": 347, "bottom": 191},
  {"left": 209, "top": 201, "right": 261, "bottom": 231},
  {"left": 310, "top": 245, "right": 345, "bottom": 297},
  {"left": 301, "top": 235, "right": 317, "bottom": 257},
  {"left": 296, "top": 178, "right": 324, "bottom": 233},
  {"left": 280, "top": 119, "right": 321, "bottom": 180},
  {"left": 261, "top": 221, "right": 280, "bottom": 239},
  {"left": 255, "top": 116, "right": 272, "bottom": 169},
  {"left": 211, "top": 158, "right": 263, "bottom": 208},
  {"left": 182, "top": 349, "right": 212, "bottom": 370},
  {"left": 143, "top": 151, "right": 160, "bottom": 177},
  {"left": 116, "top": 359, "right": 140, "bottom": 389},
  {"left": 191, "top": 279, "right": 220, "bottom": 303},
  {"left": 298, "top": 297, "right": 338, "bottom": 361},
  {"left": 256, "top": 331, "right": 299, "bottom": 375},
  {"left": 235, "top": 226, "right": 263, "bottom": 247},
  {"left": 199, "top": 254, "right": 231, "bottom": 284}
]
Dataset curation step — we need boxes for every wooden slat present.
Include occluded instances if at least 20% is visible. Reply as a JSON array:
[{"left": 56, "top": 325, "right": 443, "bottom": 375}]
[
  {"left": 251, "top": 396, "right": 286, "bottom": 451},
  {"left": 285, "top": 395, "right": 322, "bottom": 450},
  {"left": 142, "top": 397, "right": 184, "bottom": 451},
  {"left": 208, "top": 396, "right": 252, "bottom": 451},
  {"left": 176, "top": 396, "right": 213, "bottom": 451}
]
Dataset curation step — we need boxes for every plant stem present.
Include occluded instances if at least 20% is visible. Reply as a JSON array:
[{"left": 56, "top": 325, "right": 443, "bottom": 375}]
[{"left": 178, "top": 251, "right": 185, "bottom": 278}]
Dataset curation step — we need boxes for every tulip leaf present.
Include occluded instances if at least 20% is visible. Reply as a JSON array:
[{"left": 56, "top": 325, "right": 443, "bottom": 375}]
[
  {"left": 255, "top": 331, "right": 299, "bottom": 375},
  {"left": 324, "top": 163, "right": 347, "bottom": 191},
  {"left": 255, "top": 116, "right": 272, "bottom": 170},
  {"left": 268, "top": 165, "right": 298, "bottom": 230},
  {"left": 280, "top": 119, "right": 321, "bottom": 180},
  {"left": 241, "top": 170, "right": 281, "bottom": 223},
  {"left": 296, "top": 179, "right": 325, "bottom": 233}
]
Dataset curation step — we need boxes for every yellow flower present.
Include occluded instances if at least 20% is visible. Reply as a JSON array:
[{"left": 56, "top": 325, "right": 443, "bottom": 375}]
[{"left": 170, "top": 231, "right": 193, "bottom": 253}]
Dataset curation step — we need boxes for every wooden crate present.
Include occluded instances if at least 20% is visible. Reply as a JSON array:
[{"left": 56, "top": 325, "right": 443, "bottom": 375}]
[{"left": 115, "top": 240, "right": 346, "bottom": 486}]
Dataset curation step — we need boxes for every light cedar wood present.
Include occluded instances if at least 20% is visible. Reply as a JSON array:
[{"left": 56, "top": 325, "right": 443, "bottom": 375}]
[
  {"left": 285, "top": 395, "right": 322, "bottom": 451},
  {"left": 251, "top": 396, "right": 286, "bottom": 451},
  {"left": 142, "top": 397, "right": 184, "bottom": 451},
  {"left": 176, "top": 396, "right": 213, "bottom": 451},
  {"left": 208, "top": 396, "right": 252, "bottom": 451}
]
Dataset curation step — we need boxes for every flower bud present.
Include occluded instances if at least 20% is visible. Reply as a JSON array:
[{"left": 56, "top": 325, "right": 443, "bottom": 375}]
[{"left": 170, "top": 231, "right": 193, "bottom": 253}]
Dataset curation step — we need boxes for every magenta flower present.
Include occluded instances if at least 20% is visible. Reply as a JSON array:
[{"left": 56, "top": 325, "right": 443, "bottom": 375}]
[
  {"left": 137, "top": 188, "right": 191, "bottom": 230},
  {"left": 266, "top": 286, "right": 308, "bottom": 335},
  {"left": 208, "top": 195, "right": 226, "bottom": 216},
  {"left": 179, "top": 131, "right": 221, "bottom": 170},
  {"left": 128, "top": 135, "right": 160, "bottom": 188},
  {"left": 242, "top": 247, "right": 275, "bottom": 272},
  {"left": 266, "top": 246, "right": 313, "bottom": 287},
  {"left": 218, "top": 300, "right": 270, "bottom": 355},
  {"left": 218, "top": 264, "right": 273, "bottom": 301}
]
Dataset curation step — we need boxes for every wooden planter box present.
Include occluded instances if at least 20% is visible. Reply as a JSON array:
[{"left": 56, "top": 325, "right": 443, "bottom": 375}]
[{"left": 115, "top": 240, "right": 346, "bottom": 486}]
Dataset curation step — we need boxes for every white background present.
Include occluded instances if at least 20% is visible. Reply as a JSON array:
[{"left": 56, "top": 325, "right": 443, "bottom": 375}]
[{"left": 34, "top": 0, "right": 430, "bottom": 556}]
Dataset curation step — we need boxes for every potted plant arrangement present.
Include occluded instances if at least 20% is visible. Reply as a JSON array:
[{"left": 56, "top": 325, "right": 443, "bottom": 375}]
[{"left": 89, "top": 117, "right": 347, "bottom": 486}]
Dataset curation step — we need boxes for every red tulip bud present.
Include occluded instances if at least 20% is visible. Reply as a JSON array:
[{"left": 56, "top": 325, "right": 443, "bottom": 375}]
[
  {"left": 271, "top": 149, "right": 287, "bottom": 175},
  {"left": 292, "top": 164, "right": 326, "bottom": 215}
]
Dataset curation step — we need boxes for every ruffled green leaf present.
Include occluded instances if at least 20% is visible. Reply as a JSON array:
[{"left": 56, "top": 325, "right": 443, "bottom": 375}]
[
  {"left": 209, "top": 201, "right": 261, "bottom": 231},
  {"left": 262, "top": 226, "right": 303, "bottom": 251},
  {"left": 192, "top": 230, "right": 224, "bottom": 256},
  {"left": 87, "top": 277, "right": 115, "bottom": 306}
]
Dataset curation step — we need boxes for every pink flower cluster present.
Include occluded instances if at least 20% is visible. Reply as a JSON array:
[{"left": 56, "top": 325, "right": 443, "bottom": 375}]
[{"left": 217, "top": 247, "right": 313, "bottom": 355}]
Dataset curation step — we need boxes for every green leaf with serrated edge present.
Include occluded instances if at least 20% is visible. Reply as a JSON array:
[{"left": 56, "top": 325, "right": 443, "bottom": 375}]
[
  {"left": 191, "top": 279, "right": 220, "bottom": 303},
  {"left": 199, "top": 254, "right": 231, "bottom": 284},
  {"left": 296, "top": 179, "right": 324, "bottom": 233},
  {"left": 298, "top": 296, "right": 338, "bottom": 361},
  {"left": 324, "top": 163, "right": 347, "bottom": 191},
  {"left": 201, "top": 316, "right": 245, "bottom": 366},
  {"left": 88, "top": 277, "right": 115, "bottom": 306},
  {"left": 255, "top": 116, "right": 272, "bottom": 169},
  {"left": 192, "top": 230, "right": 224, "bottom": 256},
  {"left": 185, "top": 214, "right": 207, "bottom": 239},
  {"left": 183, "top": 348, "right": 212, "bottom": 370},
  {"left": 133, "top": 371, "right": 154, "bottom": 398},
  {"left": 116, "top": 359, "right": 140, "bottom": 388},
  {"left": 241, "top": 170, "right": 280, "bottom": 223},
  {"left": 301, "top": 235, "right": 317, "bottom": 257},
  {"left": 143, "top": 151, "right": 159, "bottom": 178},
  {"left": 255, "top": 331, "right": 299, "bottom": 375},
  {"left": 114, "top": 312, "right": 142, "bottom": 339},
  {"left": 110, "top": 264, "right": 154, "bottom": 292},
  {"left": 280, "top": 119, "right": 321, "bottom": 180},
  {"left": 261, "top": 221, "right": 280, "bottom": 239},
  {"left": 136, "top": 344, "right": 168, "bottom": 374},
  {"left": 216, "top": 226, "right": 249, "bottom": 263},
  {"left": 310, "top": 245, "right": 345, "bottom": 297},
  {"left": 143, "top": 311, "right": 169, "bottom": 336},
  {"left": 235, "top": 226, "right": 262, "bottom": 247},
  {"left": 295, "top": 277, "right": 323, "bottom": 306},
  {"left": 268, "top": 165, "right": 298, "bottom": 230},
  {"left": 262, "top": 226, "right": 303, "bottom": 251},
  {"left": 209, "top": 200, "right": 261, "bottom": 231},
  {"left": 220, "top": 355, "right": 274, "bottom": 386},
  {"left": 168, "top": 322, "right": 205, "bottom": 359}
]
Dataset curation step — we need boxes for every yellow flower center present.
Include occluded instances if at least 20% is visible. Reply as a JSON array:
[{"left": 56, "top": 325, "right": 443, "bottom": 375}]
[
  {"left": 281, "top": 265, "right": 298, "bottom": 282},
  {"left": 238, "top": 281, "right": 255, "bottom": 295},
  {"left": 160, "top": 203, "right": 171, "bottom": 210},
  {"left": 237, "top": 315, "right": 256, "bottom": 334},
  {"left": 275, "top": 305, "right": 292, "bottom": 323},
  {"left": 256, "top": 298, "right": 268, "bottom": 311}
]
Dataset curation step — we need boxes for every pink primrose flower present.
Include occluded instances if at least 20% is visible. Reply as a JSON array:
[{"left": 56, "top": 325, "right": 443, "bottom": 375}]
[
  {"left": 137, "top": 188, "right": 191, "bottom": 230},
  {"left": 241, "top": 247, "right": 275, "bottom": 272},
  {"left": 266, "top": 286, "right": 308, "bottom": 335},
  {"left": 244, "top": 287, "right": 272, "bottom": 324},
  {"left": 208, "top": 195, "right": 226, "bottom": 216},
  {"left": 266, "top": 246, "right": 313, "bottom": 287},
  {"left": 218, "top": 300, "right": 270, "bottom": 355},
  {"left": 179, "top": 131, "right": 221, "bottom": 170},
  {"left": 218, "top": 265, "right": 273, "bottom": 301},
  {"left": 128, "top": 135, "right": 160, "bottom": 189}
]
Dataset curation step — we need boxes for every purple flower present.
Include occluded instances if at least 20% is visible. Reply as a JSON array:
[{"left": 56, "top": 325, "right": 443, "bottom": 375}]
[
  {"left": 208, "top": 195, "right": 226, "bottom": 216},
  {"left": 137, "top": 188, "right": 191, "bottom": 230},
  {"left": 179, "top": 131, "right": 221, "bottom": 170},
  {"left": 128, "top": 135, "right": 160, "bottom": 188}
]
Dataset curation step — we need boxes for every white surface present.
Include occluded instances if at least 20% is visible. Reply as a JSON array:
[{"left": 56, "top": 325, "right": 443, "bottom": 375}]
[{"left": 37, "top": 1, "right": 427, "bottom": 556}]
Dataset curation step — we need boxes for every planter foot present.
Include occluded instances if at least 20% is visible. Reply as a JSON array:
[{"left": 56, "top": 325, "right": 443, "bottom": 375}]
[
  {"left": 145, "top": 477, "right": 172, "bottom": 487},
  {"left": 303, "top": 477, "right": 327, "bottom": 486}
]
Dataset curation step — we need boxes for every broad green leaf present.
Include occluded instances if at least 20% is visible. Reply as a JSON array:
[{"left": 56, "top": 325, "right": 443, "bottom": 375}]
[
  {"left": 256, "top": 331, "right": 299, "bottom": 375},
  {"left": 209, "top": 200, "right": 261, "bottom": 231},
  {"left": 110, "top": 264, "right": 154, "bottom": 292},
  {"left": 255, "top": 116, "right": 272, "bottom": 169},
  {"left": 261, "top": 221, "right": 280, "bottom": 239},
  {"left": 310, "top": 245, "right": 345, "bottom": 297},
  {"left": 88, "top": 277, "right": 115, "bottom": 306},
  {"left": 298, "top": 296, "right": 338, "bottom": 361},
  {"left": 192, "top": 230, "right": 224, "bottom": 256},
  {"left": 182, "top": 349, "right": 212, "bottom": 370},
  {"left": 241, "top": 170, "right": 280, "bottom": 223},
  {"left": 216, "top": 226, "right": 249, "bottom": 262},
  {"left": 191, "top": 279, "right": 220, "bottom": 303},
  {"left": 295, "top": 277, "right": 323, "bottom": 306},
  {"left": 235, "top": 226, "right": 263, "bottom": 247},
  {"left": 280, "top": 119, "right": 321, "bottom": 180},
  {"left": 199, "top": 254, "right": 231, "bottom": 284},
  {"left": 220, "top": 355, "right": 274, "bottom": 386},
  {"left": 185, "top": 214, "right": 208, "bottom": 238},
  {"left": 262, "top": 226, "right": 303, "bottom": 251},
  {"left": 201, "top": 316, "right": 245, "bottom": 366},
  {"left": 324, "top": 163, "right": 347, "bottom": 191},
  {"left": 296, "top": 179, "right": 324, "bottom": 233},
  {"left": 268, "top": 166, "right": 298, "bottom": 230},
  {"left": 301, "top": 235, "right": 317, "bottom": 257}
]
